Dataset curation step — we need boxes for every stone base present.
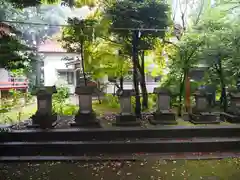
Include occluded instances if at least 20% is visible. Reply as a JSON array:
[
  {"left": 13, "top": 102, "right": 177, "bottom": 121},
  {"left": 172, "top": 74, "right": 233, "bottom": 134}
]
[
  {"left": 222, "top": 112, "right": 240, "bottom": 124},
  {"left": 189, "top": 112, "right": 220, "bottom": 124},
  {"left": 182, "top": 113, "right": 190, "bottom": 121},
  {"left": 113, "top": 114, "right": 140, "bottom": 127},
  {"left": 71, "top": 112, "right": 101, "bottom": 128},
  {"left": 28, "top": 114, "right": 58, "bottom": 129},
  {"left": 149, "top": 111, "right": 177, "bottom": 125}
]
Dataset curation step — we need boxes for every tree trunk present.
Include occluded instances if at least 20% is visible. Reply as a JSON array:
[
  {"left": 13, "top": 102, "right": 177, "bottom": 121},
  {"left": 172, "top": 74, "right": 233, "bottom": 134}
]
[
  {"left": 178, "top": 71, "right": 186, "bottom": 116},
  {"left": 217, "top": 58, "right": 227, "bottom": 112},
  {"left": 139, "top": 50, "right": 148, "bottom": 109},
  {"left": 120, "top": 76, "right": 124, "bottom": 90},
  {"left": 132, "top": 30, "right": 141, "bottom": 117},
  {"left": 80, "top": 42, "right": 87, "bottom": 86}
]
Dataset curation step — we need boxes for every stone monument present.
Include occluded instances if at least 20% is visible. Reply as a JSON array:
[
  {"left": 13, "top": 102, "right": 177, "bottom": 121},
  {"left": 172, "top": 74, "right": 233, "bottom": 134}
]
[
  {"left": 71, "top": 86, "right": 100, "bottom": 127},
  {"left": 149, "top": 87, "right": 177, "bottom": 125},
  {"left": 223, "top": 90, "right": 240, "bottom": 123},
  {"left": 29, "top": 86, "right": 57, "bottom": 129},
  {"left": 189, "top": 90, "right": 219, "bottom": 124},
  {"left": 114, "top": 89, "right": 140, "bottom": 126}
]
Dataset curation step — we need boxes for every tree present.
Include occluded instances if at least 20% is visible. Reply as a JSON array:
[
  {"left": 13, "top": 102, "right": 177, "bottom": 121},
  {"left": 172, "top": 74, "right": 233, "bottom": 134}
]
[
  {"left": 160, "top": 0, "right": 218, "bottom": 115},
  {"left": 0, "top": 0, "right": 36, "bottom": 70},
  {"left": 62, "top": 17, "right": 97, "bottom": 85},
  {"left": 194, "top": 19, "right": 240, "bottom": 111},
  {"left": 106, "top": 0, "right": 170, "bottom": 115},
  {"left": 162, "top": 0, "right": 240, "bottom": 114}
]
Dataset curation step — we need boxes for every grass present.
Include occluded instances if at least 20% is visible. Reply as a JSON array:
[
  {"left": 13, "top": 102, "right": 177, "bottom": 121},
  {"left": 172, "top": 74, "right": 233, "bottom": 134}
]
[
  {"left": 93, "top": 103, "right": 120, "bottom": 115},
  {"left": 1, "top": 158, "right": 240, "bottom": 180},
  {"left": 0, "top": 103, "right": 37, "bottom": 124}
]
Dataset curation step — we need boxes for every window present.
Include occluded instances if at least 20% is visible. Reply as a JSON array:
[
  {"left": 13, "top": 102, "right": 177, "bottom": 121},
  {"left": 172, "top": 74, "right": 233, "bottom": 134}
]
[{"left": 58, "top": 71, "right": 74, "bottom": 84}]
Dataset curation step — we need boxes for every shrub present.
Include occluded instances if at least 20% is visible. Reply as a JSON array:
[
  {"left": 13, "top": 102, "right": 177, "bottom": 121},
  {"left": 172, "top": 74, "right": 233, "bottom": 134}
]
[
  {"left": 62, "top": 104, "right": 79, "bottom": 115},
  {"left": 52, "top": 86, "right": 70, "bottom": 114},
  {"left": 101, "top": 94, "right": 120, "bottom": 108}
]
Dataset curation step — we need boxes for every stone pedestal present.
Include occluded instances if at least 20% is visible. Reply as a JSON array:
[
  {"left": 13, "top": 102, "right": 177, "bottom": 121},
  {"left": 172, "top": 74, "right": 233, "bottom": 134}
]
[
  {"left": 113, "top": 89, "right": 140, "bottom": 126},
  {"left": 224, "top": 91, "right": 240, "bottom": 123},
  {"left": 189, "top": 91, "right": 219, "bottom": 124},
  {"left": 149, "top": 87, "right": 177, "bottom": 125},
  {"left": 28, "top": 86, "right": 57, "bottom": 129},
  {"left": 71, "top": 86, "right": 100, "bottom": 128}
]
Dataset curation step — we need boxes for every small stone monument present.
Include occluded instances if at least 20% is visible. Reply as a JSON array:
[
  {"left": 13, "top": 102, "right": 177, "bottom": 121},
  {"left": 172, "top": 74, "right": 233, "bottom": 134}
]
[
  {"left": 114, "top": 89, "right": 140, "bottom": 126},
  {"left": 71, "top": 86, "right": 100, "bottom": 127},
  {"left": 29, "top": 86, "right": 57, "bottom": 129},
  {"left": 223, "top": 91, "right": 240, "bottom": 123},
  {"left": 228, "top": 91, "right": 240, "bottom": 114},
  {"left": 189, "top": 90, "right": 219, "bottom": 124},
  {"left": 149, "top": 87, "right": 177, "bottom": 125},
  {"left": 193, "top": 91, "right": 208, "bottom": 113}
]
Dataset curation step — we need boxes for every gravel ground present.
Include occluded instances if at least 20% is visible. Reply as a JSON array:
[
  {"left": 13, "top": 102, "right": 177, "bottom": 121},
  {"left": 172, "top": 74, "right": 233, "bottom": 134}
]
[
  {"left": 5, "top": 113, "right": 152, "bottom": 130},
  {"left": 1, "top": 158, "right": 240, "bottom": 180}
]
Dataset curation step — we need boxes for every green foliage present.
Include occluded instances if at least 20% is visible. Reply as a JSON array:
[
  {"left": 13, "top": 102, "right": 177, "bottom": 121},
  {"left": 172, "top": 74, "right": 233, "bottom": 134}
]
[
  {"left": 9, "top": 89, "right": 22, "bottom": 106},
  {"left": 0, "top": 34, "right": 36, "bottom": 70},
  {"left": 52, "top": 85, "right": 70, "bottom": 114},
  {"left": 61, "top": 104, "right": 78, "bottom": 115},
  {"left": 131, "top": 94, "right": 156, "bottom": 111},
  {"left": 106, "top": 0, "right": 170, "bottom": 39},
  {"left": 101, "top": 94, "right": 120, "bottom": 109}
]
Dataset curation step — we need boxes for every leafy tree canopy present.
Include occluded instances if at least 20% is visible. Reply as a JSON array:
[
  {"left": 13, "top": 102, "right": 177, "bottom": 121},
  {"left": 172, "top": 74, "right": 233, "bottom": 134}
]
[{"left": 106, "top": 0, "right": 170, "bottom": 40}]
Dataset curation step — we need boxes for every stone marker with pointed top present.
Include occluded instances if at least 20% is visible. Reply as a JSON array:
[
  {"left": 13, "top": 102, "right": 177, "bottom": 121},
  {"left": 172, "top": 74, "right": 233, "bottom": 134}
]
[
  {"left": 29, "top": 86, "right": 57, "bottom": 129},
  {"left": 149, "top": 87, "right": 177, "bottom": 125},
  {"left": 114, "top": 89, "right": 140, "bottom": 126},
  {"left": 71, "top": 86, "right": 100, "bottom": 127}
]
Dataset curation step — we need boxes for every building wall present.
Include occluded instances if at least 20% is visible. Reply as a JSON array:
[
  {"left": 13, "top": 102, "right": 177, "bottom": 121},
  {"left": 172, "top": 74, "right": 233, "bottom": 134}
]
[
  {"left": 42, "top": 52, "right": 77, "bottom": 94},
  {"left": 105, "top": 82, "right": 159, "bottom": 94},
  {"left": 100, "top": 74, "right": 160, "bottom": 94},
  {"left": 0, "top": 68, "right": 9, "bottom": 82}
]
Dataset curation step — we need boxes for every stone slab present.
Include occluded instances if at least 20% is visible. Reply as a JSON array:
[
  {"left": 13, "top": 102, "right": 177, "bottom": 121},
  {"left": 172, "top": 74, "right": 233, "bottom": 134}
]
[
  {"left": 222, "top": 113, "right": 240, "bottom": 124},
  {"left": 1, "top": 138, "right": 240, "bottom": 156},
  {"left": 72, "top": 113, "right": 101, "bottom": 128},
  {"left": 149, "top": 119, "right": 178, "bottom": 125},
  {"left": 189, "top": 113, "right": 220, "bottom": 124},
  {"left": 114, "top": 114, "right": 140, "bottom": 126}
]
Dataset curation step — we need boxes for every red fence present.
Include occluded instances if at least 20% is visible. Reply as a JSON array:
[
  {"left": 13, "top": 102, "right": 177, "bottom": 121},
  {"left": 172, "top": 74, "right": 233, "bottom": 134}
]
[{"left": 0, "top": 78, "right": 28, "bottom": 90}]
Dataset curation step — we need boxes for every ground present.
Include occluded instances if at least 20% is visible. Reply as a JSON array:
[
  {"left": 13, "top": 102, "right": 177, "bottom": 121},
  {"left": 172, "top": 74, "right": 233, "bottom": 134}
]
[{"left": 1, "top": 158, "right": 240, "bottom": 180}]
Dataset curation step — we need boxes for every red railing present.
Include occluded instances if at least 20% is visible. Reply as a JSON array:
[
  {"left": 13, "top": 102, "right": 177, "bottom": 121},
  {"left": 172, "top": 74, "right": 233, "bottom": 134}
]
[{"left": 0, "top": 78, "right": 28, "bottom": 90}]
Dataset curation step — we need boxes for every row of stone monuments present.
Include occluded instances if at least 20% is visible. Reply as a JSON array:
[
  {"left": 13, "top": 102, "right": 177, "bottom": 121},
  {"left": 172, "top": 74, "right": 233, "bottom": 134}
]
[
  {"left": 29, "top": 85, "right": 240, "bottom": 128},
  {"left": 29, "top": 86, "right": 179, "bottom": 128}
]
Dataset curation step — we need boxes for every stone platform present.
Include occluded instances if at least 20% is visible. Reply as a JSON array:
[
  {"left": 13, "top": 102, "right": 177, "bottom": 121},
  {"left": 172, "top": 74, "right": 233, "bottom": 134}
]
[{"left": 189, "top": 112, "right": 220, "bottom": 124}]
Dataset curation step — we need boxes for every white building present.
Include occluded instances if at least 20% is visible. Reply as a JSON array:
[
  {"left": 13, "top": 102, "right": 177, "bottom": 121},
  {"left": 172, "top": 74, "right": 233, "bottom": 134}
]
[
  {"left": 40, "top": 39, "right": 161, "bottom": 94},
  {"left": 38, "top": 40, "right": 78, "bottom": 94}
]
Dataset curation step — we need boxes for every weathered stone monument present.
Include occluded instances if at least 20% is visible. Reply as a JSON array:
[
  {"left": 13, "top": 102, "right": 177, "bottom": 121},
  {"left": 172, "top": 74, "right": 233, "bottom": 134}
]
[
  {"left": 190, "top": 90, "right": 219, "bottom": 124},
  {"left": 223, "top": 90, "right": 240, "bottom": 123},
  {"left": 71, "top": 86, "right": 100, "bottom": 127},
  {"left": 149, "top": 87, "right": 177, "bottom": 125},
  {"left": 29, "top": 86, "right": 57, "bottom": 129},
  {"left": 114, "top": 89, "right": 140, "bottom": 126}
]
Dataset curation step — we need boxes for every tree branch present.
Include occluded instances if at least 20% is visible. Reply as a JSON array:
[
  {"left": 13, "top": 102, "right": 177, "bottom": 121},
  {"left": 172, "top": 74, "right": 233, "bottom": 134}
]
[{"left": 163, "top": 39, "right": 179, "bottom": 48}]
